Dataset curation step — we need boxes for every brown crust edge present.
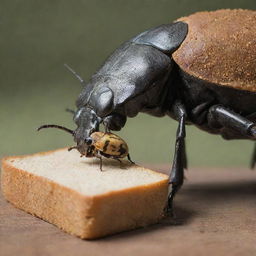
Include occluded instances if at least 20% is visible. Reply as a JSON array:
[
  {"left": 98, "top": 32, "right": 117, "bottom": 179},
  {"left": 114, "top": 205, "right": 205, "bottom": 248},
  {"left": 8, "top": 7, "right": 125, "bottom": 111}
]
[{"left": 1, "top": 148, "right": 169, "bottom": 239}]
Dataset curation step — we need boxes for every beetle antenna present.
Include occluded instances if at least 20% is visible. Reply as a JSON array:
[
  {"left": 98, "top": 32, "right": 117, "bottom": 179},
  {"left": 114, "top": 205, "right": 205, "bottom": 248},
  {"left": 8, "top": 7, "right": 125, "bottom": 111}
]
[
  {"left": 64, "top": 64, "right": 84, "bottom": 84},
  {"left": 65, "top": 108, "right": 76, "bottom": 114},
  {"left": 37, "top": 124, "right": 74, "bottom": 135}
]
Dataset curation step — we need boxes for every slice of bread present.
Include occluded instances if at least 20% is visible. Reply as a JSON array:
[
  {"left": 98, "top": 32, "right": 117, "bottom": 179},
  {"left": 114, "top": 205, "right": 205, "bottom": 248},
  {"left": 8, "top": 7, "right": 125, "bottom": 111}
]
[{"left": 1, "top": 148, "right": 168, "bottom": 239}]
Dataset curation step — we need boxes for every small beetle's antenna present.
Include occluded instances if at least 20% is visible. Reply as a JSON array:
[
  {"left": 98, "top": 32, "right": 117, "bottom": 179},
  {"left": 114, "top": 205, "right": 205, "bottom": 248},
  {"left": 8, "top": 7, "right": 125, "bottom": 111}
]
[
  {"left": 64, "top": 64, "right": 84, "bottom": 84},
  {"left": 37, "top": 124, "right": 74, "bottom": 135}
]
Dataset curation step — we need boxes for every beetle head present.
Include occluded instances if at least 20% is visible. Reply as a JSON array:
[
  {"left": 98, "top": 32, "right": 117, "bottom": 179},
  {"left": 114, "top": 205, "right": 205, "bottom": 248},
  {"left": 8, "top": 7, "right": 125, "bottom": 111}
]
[
  {"left": 73, "top": 106, "right": 101, "bottom": 154},
  {"left": 37, "top": 106, "right": 101, "bottom": 156}
]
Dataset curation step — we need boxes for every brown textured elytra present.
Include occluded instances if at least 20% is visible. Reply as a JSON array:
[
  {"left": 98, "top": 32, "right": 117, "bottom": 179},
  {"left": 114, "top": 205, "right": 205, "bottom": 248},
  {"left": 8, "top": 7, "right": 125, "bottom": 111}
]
[
  {"left": 90, "top": 132, "right": 129, "bottom": 158},
  {"left": 172, "top": 9, "right": 256, "bottom": 92}
]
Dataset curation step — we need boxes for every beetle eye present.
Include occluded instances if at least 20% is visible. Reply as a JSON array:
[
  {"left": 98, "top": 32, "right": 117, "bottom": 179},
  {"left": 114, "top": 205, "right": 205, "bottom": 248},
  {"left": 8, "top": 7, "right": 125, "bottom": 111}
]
[{"left": 85, "top": 138, "right": 93, "bottom": 145}]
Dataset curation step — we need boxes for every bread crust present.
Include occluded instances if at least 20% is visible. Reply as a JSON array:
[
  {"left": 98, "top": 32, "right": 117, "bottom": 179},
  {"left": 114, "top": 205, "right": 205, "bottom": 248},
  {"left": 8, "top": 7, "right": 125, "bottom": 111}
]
[{"left": 1, "top": 148, "right": 168, "bottom": 239}]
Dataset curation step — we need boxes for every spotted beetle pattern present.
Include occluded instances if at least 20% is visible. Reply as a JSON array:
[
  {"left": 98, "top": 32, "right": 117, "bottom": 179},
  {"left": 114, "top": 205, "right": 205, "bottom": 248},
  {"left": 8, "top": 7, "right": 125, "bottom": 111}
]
[{"left": 90, "top": 132, "right": 129, "bottom": 158}]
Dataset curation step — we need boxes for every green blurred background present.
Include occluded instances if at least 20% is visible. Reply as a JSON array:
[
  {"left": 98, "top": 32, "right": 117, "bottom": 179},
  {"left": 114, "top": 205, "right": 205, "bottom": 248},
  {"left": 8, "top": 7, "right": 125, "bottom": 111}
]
[{"left": 0, "top": 0, "right": 255, "bottom": 166}]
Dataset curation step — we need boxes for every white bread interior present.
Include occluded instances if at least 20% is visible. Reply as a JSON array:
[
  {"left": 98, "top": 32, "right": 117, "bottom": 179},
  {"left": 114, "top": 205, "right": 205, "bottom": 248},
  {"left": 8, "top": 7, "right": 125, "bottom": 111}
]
[{"left": 1, "top": 148, "right": 168, "bottom": 239}]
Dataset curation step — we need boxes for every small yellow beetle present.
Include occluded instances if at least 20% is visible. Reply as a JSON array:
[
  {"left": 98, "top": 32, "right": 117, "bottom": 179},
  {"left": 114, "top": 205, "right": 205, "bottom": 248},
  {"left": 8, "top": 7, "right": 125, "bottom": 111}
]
[
  {"left": 71, "top": 131, "right": 134, "bottom": 171},
  {"left": 37, "top": 124, "right": 134, "bottom": 171}
]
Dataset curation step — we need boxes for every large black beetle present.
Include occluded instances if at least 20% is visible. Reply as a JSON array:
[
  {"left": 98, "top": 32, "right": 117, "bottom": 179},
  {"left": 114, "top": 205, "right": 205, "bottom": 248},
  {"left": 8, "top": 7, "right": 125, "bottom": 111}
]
[{"left": 39, "top": 9, "right": 256, "bottom": 214}]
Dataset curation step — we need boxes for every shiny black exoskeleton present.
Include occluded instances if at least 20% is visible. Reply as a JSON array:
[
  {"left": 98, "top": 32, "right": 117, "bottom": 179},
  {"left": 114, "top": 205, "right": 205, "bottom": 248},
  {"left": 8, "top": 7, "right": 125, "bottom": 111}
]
[{"left": 40, "top": 21, "right": 256, "bottom": 214}]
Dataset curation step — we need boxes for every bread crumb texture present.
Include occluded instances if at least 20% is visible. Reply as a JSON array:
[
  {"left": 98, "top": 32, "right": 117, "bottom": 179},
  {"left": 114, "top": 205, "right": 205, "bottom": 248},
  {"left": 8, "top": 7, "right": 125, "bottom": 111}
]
[
  {"left": 173, "top": 9, "right": 256, "bottom": 92},
  {"left": 1, "top": 149, "right": 168, "bottom": 239}
]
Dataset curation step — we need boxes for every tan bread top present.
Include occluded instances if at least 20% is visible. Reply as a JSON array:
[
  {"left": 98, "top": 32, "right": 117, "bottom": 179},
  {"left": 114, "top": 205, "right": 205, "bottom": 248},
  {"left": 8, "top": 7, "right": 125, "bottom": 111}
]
[
  {"left": 3, "top": 148, "right": 168, "bottom": 196},
  {"left": 172, "top": 9, "right": 256, "bottom": 92}
]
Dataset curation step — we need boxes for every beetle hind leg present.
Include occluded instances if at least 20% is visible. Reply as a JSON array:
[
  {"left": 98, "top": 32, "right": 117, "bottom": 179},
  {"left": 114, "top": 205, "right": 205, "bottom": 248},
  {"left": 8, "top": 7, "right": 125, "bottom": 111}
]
[{"left": 127, "top": 154, "right": 135, "bottom": 164}]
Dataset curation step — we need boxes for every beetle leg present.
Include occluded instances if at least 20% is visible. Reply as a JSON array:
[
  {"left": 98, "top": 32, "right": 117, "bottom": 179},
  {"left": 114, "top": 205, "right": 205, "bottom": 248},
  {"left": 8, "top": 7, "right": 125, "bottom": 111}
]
[
  {"left": 207, "top": 105, "right": 256, "bottom": 168},
  {"left": 102, "top": 114, "right": 127, "bottom": 132},
  {"left": 104, "top": 124, "right": 110, "bottom": 133},
  {"left": 127, "top": 154, "right": 135, "bottom": 164},
  {"left": 99, "top": 156, "right": 103, "bottom": 171},
  {"left": 207, "top": 105, "right": 256, "bottom": 139},
  {"left": 191, "top": 101, "right": 213, "bottom": 125},
  {"left": 95, "top": 154, "right": 103, "bottom": 171},
  {"left": 251, "top": 143, "right": 256, "bottom": 169},
  {"left": 166, "top": 101, "right": 187, "bottom": 215},
  {"left": 114, "top": 158, "right": 123, "bottom": 168},
  {"left": 248, "top": 112, "right": 256, "bottom": 167},
  {"left": 68, "top": 146, "right": 78, "bottom": 151},
  {"left": 65, "top": 108, "right": 76, "bottom": 115}
]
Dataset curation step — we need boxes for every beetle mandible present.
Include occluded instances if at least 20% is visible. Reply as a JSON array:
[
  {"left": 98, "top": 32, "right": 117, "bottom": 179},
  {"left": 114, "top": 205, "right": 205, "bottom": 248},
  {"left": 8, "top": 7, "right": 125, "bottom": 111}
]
[{"left": 39, "top": 9, "right": 256, "bottom": 214}]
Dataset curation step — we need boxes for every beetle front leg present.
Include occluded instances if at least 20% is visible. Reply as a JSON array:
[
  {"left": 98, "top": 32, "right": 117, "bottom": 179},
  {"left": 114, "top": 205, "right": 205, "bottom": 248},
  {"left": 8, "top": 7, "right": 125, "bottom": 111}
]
[
  {"left": 102, "top": 113, "right": 127, "bottom": 132},
  {"left": 166, "top": 101, "right": 187, "bottom": 215}
]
